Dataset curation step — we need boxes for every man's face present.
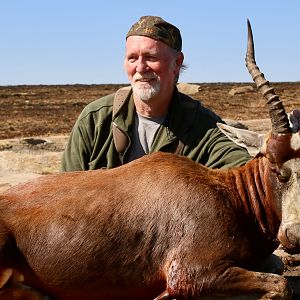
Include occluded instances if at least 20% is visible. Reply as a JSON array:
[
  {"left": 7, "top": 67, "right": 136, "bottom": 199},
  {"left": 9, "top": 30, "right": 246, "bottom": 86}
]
[{"left": 124, "top": 36, "right": 181, "bottom": 101}]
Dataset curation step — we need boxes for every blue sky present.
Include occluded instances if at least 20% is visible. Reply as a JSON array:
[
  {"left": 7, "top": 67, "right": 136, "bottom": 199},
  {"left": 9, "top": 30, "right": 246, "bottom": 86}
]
[{"left": 1, "top": 0, "right": 300, "bottom": 85}]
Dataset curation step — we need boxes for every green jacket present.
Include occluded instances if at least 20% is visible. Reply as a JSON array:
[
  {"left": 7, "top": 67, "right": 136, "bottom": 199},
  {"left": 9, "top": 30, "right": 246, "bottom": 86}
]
[{"left": 61, "top": 87, "right": 251, "bottom": 171}]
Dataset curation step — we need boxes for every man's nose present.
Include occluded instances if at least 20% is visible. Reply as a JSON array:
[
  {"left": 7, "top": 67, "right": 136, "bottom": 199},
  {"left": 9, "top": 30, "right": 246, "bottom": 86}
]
[{"left": 136, "top": 57, "right": 148, "bottom": 73}]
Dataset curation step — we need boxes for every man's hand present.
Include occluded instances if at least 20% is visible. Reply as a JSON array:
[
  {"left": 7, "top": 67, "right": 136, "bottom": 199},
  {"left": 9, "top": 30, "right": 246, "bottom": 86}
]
[{"left": 289, "top": 109, "right": 300, "bottom": 133}]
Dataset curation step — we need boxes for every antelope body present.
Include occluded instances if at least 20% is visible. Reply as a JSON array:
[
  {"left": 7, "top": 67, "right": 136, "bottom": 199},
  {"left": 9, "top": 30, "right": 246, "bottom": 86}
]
[{"left": 0, "top": 21, "right": 299, "bottom": 300}]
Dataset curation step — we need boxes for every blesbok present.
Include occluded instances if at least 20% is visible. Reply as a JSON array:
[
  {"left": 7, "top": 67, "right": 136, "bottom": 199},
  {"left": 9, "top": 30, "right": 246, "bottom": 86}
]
[{"left": 0, "top": 20, "right": 299, "bottom": 300}]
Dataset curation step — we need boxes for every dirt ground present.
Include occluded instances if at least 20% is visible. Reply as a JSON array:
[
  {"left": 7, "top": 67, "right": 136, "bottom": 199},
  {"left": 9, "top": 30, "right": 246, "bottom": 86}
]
[
  {"left": 0, "top": 82, "right": 300, "bottom": 298},
  {"left": 0, "top": 82, "right": 300, "bottom": 139}
]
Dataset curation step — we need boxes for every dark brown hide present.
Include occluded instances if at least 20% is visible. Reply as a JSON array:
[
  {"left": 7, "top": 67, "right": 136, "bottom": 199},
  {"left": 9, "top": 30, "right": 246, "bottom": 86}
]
[{"left": 266, "top": 133, "right": 294, "bottom": 167}]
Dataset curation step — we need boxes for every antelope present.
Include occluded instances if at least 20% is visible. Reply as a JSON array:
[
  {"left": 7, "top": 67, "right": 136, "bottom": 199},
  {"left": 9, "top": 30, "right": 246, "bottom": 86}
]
[{"left": 0, "top": 20, "right": 299, "bottom": 300}]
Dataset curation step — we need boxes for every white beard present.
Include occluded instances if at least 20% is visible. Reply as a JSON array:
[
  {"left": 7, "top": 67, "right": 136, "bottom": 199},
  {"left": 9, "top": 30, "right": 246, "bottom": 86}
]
[
  {"left": 131, "top": 73, "right": 160, "bottom": 101},
  {"left": 132, "top": 82, "right": 160, "bottom": 101}
]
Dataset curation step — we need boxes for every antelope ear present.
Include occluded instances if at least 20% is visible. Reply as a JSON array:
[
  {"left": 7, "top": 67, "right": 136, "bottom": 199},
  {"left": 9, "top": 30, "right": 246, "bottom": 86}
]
[{"left": 217, "top": 122, "right": 266, "bottom": 157}]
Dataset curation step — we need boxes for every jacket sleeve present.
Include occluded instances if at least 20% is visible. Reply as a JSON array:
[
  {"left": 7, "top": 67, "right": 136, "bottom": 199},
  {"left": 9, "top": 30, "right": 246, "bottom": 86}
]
[
  {"left": 201, "top": 127, "right": 252, "bottom": 169},
  {"left": 182, "top": 101, "right": 252, "bottom": 169},
  {"left": 61, "top": 93, "right": 116, "bottom": 171},
  {"left": 61, "top": 118, "right": 92, "bottom": 172}
]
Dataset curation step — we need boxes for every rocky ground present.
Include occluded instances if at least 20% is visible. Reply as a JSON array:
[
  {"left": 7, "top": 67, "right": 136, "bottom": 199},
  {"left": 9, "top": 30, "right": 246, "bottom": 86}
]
[{"left": 0, "top": 82, "right": 300, "bottom": 298}]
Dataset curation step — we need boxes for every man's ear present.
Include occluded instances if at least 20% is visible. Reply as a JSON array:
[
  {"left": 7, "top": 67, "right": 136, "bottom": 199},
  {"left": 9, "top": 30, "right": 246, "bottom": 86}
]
[
  {"left": 176, "top": 52, "right": 184, "bottom": 67},
  {"left": 174, "top": 52, "right": 184, "bottom": 82},
  {"left": 217, "top": 122, "right": 267, "bottom": 157}
]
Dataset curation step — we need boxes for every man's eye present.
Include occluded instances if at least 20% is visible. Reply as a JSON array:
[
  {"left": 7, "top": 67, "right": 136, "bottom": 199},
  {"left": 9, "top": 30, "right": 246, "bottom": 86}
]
[
  {"left": 128, "top": 57, "right": 137, "bottom": 63},
  {"left": 147, "top": 56, "right": 157, "bottom": 61}
]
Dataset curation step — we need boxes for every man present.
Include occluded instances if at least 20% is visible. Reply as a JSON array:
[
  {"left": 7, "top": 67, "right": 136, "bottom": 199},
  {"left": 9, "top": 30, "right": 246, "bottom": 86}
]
[{"left": 61, "top": 15, "right": 251, "bottom": 171}]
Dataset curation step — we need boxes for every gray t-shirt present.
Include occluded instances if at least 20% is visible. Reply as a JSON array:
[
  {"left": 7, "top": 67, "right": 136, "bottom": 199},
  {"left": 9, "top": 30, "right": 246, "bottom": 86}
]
[{"left": 127, "top": 113, "right": 166, "bottom": 162}]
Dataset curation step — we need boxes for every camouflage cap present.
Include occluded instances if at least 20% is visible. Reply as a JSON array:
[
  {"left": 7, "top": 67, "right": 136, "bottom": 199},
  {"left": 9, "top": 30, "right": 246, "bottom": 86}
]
[{"left": 126, "top": 16, "right": 182, "bottom": 51}]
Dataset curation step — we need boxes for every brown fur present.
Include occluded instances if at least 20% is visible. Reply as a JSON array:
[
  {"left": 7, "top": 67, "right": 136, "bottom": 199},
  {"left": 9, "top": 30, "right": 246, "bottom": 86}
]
[
  {"left": 266, "top": 133, "right": 294, "bottom": 167},
  {"left": 0, "top": 148, "right": 297, "bottom": 299}
]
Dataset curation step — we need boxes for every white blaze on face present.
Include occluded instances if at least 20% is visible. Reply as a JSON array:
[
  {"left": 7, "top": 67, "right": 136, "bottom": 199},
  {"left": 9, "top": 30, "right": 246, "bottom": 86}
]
[
  {"left": 281, "top": 158, "right": 300, "bottom": 226},
  {"left": 276, "top": 133, "right": 300, "bottom": 250},
  {"left": 290, "top": 132, "right": 300, "bottom": 151}
]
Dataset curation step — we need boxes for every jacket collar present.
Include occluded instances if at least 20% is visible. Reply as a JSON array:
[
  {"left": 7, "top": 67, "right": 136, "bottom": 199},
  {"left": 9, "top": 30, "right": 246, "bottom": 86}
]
[
  {"left": 151, "top": 86, "right": 200, "bottom": 152},
  {"left": 113, "top": 85, "right": 200, "bottom": 154}
]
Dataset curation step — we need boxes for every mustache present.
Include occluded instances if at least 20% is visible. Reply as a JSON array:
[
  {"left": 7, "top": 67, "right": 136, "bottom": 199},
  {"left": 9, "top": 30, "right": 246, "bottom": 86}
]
[{"left": 133, "top": 72, "right": 158, "bottom": 82}]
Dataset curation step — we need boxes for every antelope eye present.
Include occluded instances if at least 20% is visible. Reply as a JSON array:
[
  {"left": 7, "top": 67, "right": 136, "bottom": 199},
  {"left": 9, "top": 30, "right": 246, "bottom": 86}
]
[{"left": 277, "top": 167, "right": 291, "bottom": 183}]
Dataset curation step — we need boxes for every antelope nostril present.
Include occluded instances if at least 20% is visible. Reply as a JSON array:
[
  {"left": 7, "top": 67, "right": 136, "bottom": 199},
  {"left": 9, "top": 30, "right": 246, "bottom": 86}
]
[
  {"left": 286, "top": 227, "right": 300, "bottom": 247},
  {"left": 278, "top": 223, "right": 300, "bottom": 254}
]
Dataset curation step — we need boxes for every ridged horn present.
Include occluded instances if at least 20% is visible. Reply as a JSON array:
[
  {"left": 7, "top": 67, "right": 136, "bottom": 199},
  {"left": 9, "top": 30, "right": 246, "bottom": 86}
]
[{"left": 245, "top": 19, "right": 291, "bottom": 134}]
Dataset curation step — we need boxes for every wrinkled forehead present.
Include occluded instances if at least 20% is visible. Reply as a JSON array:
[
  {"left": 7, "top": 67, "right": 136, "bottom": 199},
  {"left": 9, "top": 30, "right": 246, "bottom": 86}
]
[
  {"left": 288, "top": 133, "right": 300, "bottom": 169},
  {"left": 266, "top": 132, "right": 300, "bottom": 165},
  {"left": 125, "top": 35, "right": 172, "bottom": 56}
]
